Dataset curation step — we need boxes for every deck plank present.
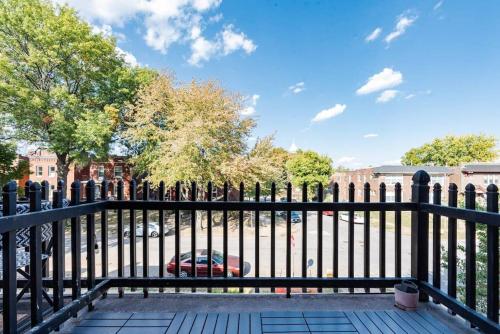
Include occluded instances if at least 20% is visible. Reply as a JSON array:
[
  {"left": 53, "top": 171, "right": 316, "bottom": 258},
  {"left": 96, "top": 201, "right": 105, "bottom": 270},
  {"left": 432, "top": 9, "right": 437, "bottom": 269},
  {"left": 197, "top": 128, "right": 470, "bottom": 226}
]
[
  {"left": 177, "top": 312, "right": 196, "bottom": 334},
  {"left": 357, "top": 311, "right": 392, "bottom": 334},
  {"left": 414, "top": 310, "right": 451, "bottom": 333},
  {"left": 370, "top": 311, "right": 407, "bottom": 334},
  {"left": 353, "top": 312, "right": 382, "bottom": 334},
  {"left": 394, "top": 310, "right": 435, "bottom": 334},
  {"left": 201, "top": 313, "right": 218, "bottom": 334},
  {"left": 190, "top": 313, "right": 208, "bottom": 334},
  {"left": 165, "top": 312, "right": 187, "bottom": 334},
  {"left": 238, "top": 312, "right": 251, "bottom": 334},
  {"left": 214, "top": 312, "right": 229, "bottom": 334},
  {"left": 227, "top": 313, "right": 240, "bottom": 334},
  {"left": 250, "top": 312, "right": 262, "bottom": 334},
  {"left": 345, "top": 311, "right": 370, "bottom": 334}
]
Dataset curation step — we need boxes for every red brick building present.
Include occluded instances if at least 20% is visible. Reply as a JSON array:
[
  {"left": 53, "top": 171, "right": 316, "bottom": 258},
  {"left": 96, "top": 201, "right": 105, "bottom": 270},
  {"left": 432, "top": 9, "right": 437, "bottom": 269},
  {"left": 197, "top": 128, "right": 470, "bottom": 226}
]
[{"left": 19, "top": 150, "right": 134, "bottom": 199}]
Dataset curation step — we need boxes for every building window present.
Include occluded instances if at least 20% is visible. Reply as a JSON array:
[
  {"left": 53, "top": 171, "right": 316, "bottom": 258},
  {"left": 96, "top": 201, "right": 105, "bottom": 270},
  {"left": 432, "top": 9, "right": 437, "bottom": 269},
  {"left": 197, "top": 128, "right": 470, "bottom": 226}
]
[
  {"left": 484, "top": 175, "right": 499, "bottom": 185},
  {"left": 36, "top": 166, "right": 43, "bottom": 176},
  {"left": 48, "top": 166, "right": 56, "bottom": 177},
  {"left": 114, "top": 166, "right": 123, "bottom": 178},
  {"left": 384, "top": 175, "right": 403, "bottom": 186},
  {"left": 98, "top": 166, "right": 105, "bottom": 179}
]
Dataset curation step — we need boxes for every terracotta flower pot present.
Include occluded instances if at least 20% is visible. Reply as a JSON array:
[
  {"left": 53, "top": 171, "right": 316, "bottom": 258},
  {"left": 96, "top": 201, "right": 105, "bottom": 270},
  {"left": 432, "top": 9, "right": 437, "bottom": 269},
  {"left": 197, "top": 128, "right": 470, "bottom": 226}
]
[{"left": 394, "top": 280, "right": 419, "bottom": 311}]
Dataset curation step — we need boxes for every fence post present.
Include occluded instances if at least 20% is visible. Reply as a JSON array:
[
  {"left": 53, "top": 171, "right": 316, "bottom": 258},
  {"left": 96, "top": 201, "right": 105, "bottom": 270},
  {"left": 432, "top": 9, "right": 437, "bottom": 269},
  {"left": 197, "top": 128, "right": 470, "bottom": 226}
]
[
  {"left": 486, "top": 184, "right": 499, "bottom": 323},
  {"left": 70, "top": 181, "right": 81, "bottom": 301},
  {"left": 85, "top": 180, "right": 96, "bottom": 311},
  {"left": 41, "top": 180, "right": 49, "bottom": 201},
  {"left": 52, "top": 190, "right": 64, "bottom": 314},
  {"left": 464, "top": 184, "right": 476, "bottom": 311},
  {"left": 117, "top": 180, "right": 124, "bottom": 298},
  {"left": 101, "top": 179, "right": 109, "bottom": 282},
  {"left": 57, "top": 180, "right": 65, "bottom": 198},
  {"left": 411, "top": 170, "right": 430, "bottom": 302},
  {"left": 29, "top": 182, "right": 43, "bottom": 326},
  {"left": 2, "top": 181, "right": 18, "bottom": 333},
  {"left": 41, "top": 180, "right": 50, "bottom": 277}
]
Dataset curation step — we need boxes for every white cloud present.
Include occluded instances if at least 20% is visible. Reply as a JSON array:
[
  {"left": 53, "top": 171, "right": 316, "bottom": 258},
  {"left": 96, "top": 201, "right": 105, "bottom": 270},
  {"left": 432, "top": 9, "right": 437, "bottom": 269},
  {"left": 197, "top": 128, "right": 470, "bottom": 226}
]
[
  {"left": 338, "top": 156, "right": 356, "bottom": 164},
  {"left": 116, "top": 47, "right": 139, "bottom": 67},
  {"left": 92, "top": 24, "right": 126, "bottom": 41},
  {"left": 405, "top": 94, "right": 415, "bottom": 100},
  {"left": 288, "top": 82, "right": 305, "bottom": 94},
  {"left": 55, "top": 0, "right": 255, "bottom": 66},
  {"left": 405, "top": 89, "right": 432, "bottom": 100},
  {"left": 356, "top": 68, "right": 403, "bottom": 95},
  {"left": 289, "top": 141, "right": 298, "bottom": 153},
  {"left": 385, "top": 13, "right": 418, "bottom": 44},
  {"left": 241, "top": 94, "right": 260, "bottom": 116},
  {"left": 363, "top": 133, "right": 379, "bottom": 138},
  {"left": 311, "top": 104, "right": 346, "bottom": 123},
  {"left": 433, "top": 1, "right": 444, "bottom": 11},
  {"left": 376, "top": 90, "right": 398, "bottom": 103},
  {"left": 365, "top": 27, "right": 382, "bottom": 42},
  {"left": 188, "top": 36, "right": 218, "bottom": 66},
  {"left": 221, "top": 25, "right": 256, "bottom": 55}
]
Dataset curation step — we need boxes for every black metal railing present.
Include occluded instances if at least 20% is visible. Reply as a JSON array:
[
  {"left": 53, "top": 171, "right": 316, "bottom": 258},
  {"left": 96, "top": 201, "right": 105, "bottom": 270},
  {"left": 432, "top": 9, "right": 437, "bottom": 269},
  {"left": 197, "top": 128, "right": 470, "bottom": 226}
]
[{"left": 0, "top": 171, "right": 499, "bottom": 333}]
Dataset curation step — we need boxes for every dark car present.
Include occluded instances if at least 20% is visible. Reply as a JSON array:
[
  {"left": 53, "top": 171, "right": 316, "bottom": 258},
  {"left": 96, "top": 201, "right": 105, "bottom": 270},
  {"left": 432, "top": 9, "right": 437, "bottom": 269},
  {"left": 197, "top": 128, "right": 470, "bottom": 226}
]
[{"left": 166, "top": 249, "right": 251, "bottom": 278}]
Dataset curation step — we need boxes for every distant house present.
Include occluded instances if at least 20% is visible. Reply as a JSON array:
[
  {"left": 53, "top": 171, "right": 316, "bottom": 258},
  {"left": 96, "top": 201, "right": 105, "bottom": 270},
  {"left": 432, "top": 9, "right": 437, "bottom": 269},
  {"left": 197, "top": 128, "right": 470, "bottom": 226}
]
[
  {"left": 460, "top": 163, "right": 500, "bottom": 195},
  {"left": 331, "top": 165, "right": 457, "bottom": 202},
  {"left": 19, "top": 150, "right": 135, "bottom": 199}
]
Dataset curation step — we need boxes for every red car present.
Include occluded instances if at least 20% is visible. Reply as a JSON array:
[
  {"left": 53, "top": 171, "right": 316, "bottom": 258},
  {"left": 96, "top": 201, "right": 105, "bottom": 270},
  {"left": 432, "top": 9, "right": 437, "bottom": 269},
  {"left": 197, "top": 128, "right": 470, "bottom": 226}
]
[
  {"left": 167, "top": 249, "right": 250, "bottom": 278},
  {"left": 323, "top": 211, "right": 334, "bottom": 216}
]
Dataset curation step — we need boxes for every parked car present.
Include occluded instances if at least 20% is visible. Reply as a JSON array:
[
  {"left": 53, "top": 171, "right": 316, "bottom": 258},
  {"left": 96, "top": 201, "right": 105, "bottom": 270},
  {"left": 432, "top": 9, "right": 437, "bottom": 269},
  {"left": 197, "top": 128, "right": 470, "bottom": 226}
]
[
  {"left": 339, "top": 213, "right": 364, "bottom": 224},
  {"left": 166, "top": 249, "right": 251, "bottom": 278},
  {"left": 323, "top": 211, "right": 334, "bottom": 216},
  {"left": 277, "top": 211, "right": 302, "bottom": 223},
  {"left": 124, "top": 222, "right": 168, "bottom": 238}
]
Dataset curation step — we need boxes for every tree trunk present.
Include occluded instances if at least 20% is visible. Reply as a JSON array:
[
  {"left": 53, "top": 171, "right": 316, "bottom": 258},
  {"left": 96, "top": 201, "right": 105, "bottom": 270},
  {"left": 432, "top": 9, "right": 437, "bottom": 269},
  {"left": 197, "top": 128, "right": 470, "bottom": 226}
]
[{"left": 56, "top": 153, "right": 70, "bottom": 191}]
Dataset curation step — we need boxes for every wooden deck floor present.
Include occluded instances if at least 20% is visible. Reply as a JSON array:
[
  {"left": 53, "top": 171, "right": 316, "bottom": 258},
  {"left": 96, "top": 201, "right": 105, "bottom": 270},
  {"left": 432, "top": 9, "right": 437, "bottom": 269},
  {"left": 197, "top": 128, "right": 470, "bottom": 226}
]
[{"left": 70, "top": 310, "right": 453, "bottom": 333}]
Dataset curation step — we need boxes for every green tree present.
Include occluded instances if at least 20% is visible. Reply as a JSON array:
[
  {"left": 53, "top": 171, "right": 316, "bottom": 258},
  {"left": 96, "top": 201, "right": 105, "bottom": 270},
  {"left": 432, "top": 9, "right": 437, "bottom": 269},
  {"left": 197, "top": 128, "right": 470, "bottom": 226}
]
[
  {"left": 401, "top": 134, "right": 498, "bottom": 166},
  {"left": 286, "top": 150, "right": 333, "bottom": 197},
  {"left": 0, "top": 142, "right": 29, "bottom": 187},
  {"left": 125, "top": 73, "right": 255, "bottom": 189},
  {"left": 0, "top": 0, "right": 149, "bottom": 185}
]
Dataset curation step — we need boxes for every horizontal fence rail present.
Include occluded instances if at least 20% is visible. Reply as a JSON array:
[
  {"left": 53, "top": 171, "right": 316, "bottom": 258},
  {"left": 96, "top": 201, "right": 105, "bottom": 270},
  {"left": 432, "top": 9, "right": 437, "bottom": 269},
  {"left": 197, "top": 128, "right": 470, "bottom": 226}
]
[{"left": 0, "top": 171, "right": 499, "bottom": 333}]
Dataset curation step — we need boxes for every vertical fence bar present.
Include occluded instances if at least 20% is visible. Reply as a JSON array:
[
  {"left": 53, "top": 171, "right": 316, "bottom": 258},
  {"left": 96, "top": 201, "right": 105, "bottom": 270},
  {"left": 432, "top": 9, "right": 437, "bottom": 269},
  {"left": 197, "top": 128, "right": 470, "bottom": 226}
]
[
  {"left": 333, "top": 182, "right": 339, "bottom": 292},
  {"left": 129, "top": 180, "right": 137, "bottom": 286},
  {"left": 2, "top": 181, "right": 18, "bottom": 333},
  {"left": 395, "top": 183, "right": 402, "bottom": 278},
  {"left": 270, "top": 182, "right": 276, "bottom": 293},
  {"left": 301, "top": 183, "right": 307, "bottom": 293},
  {"left": 159, "top": 181, "right": 165, "bottom": 292},
  {"left": 254, "top": 182, "right": 260, "bottom": 293},
  {"left": 432, "top": 183, "right": 442, "bottom": 297},
  {"left": 363, "top": 183, "right": 370, "bottom": 293},
  {"left": 24, "top": 180, "right": 32, "bottom": 200},
  {"left": 207, "top": 182, "right": 213, "bottom": 292},
  {"left": 465, "top": 184, "right": 476, "bottom": 311},
  {"left": 52, "top": 190, "right": 64, "bottom": 313},
  {"left": 223, "top": 182, "right": 228, "bottom": 292},
  {"left": 348, "top": 183, "right": 355, "bottom": 293},
  {"left": 174, "top": 181, "right": 180, "bottom": 291},
  {"left": 317, "top": 183, "right": 323, "bottom": 293},
  {"left": 286, "top": 182, "right": 292, "bottom": 298},
  {"left": 379, "top": 183, "right": 386, "bottom": 293},
  {"left": 117, "top": 181, "right": 124, "bottom": 298},
  {"left": 29, "top": 182, "right": 43, "bottom": 326},
  {"left": 447, "top": 183, "right": 458, "bottom": 304},
  {"left": 142, "top": 180, "right": 150, "bottom": 298},
  {"left": 191, "top": 181, "right": 197, "bottom": 293},
  {"left": 410, "top": 171, "right": 430, "bottom": 302},
  {"left": 70, "top": 181, "right": 81, "bottom": 301},
  {"left": 239, "top": 182, "right": 244, "bottom": 293},
  {"left": 85, "top": 180, "right": 96, "bottom": 310},
  {"left": 41, "top": 180, "right": 50, "bottom": 278},
  {"left": 101, "top": 180, "right": 109, "bottom": 282},
  {"left": 486, "top": 184, "right": 499, "bottom": 323}
]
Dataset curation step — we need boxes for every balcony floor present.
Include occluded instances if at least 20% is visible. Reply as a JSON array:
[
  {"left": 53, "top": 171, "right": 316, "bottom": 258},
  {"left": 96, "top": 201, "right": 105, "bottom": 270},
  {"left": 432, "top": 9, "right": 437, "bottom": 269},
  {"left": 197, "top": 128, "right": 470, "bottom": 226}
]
[{"left": 61, "top": 294, "right": 476, "bottom": 333}]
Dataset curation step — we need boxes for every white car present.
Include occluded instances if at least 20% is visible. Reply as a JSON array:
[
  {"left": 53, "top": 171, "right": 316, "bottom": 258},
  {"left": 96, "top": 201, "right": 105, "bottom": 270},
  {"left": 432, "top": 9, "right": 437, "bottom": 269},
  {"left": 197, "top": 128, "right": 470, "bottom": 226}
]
[
  {"left": 339, "top": 213, "right": 364, "bottom": 224},
  {"left": 124, "top": 222, "right": 167, "bottom": 238}
]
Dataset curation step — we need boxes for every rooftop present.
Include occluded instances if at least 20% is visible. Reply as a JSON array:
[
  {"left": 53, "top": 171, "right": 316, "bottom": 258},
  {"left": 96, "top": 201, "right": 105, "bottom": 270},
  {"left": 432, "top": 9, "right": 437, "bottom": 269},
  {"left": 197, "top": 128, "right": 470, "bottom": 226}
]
[
  {"left": 372, "top": 165, "right": 455, "bottom": 175},
  {"left": 462, "top": 163, "right": 500, "bottom": 173}
]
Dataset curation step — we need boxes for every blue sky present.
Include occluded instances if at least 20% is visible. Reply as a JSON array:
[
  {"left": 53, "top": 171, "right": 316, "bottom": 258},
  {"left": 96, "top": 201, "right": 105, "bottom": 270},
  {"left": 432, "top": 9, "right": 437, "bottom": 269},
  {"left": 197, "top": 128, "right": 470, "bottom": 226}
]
[{"left": 59, "top": 0, "right": 500, "bottom": 168}]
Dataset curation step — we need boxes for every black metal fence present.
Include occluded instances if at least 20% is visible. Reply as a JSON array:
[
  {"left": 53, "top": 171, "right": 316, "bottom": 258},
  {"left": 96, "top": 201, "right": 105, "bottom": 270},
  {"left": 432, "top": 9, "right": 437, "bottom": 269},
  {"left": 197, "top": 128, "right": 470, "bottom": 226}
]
[{"left": 0, "top": 171, "right": 499, "bottom": 333}]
